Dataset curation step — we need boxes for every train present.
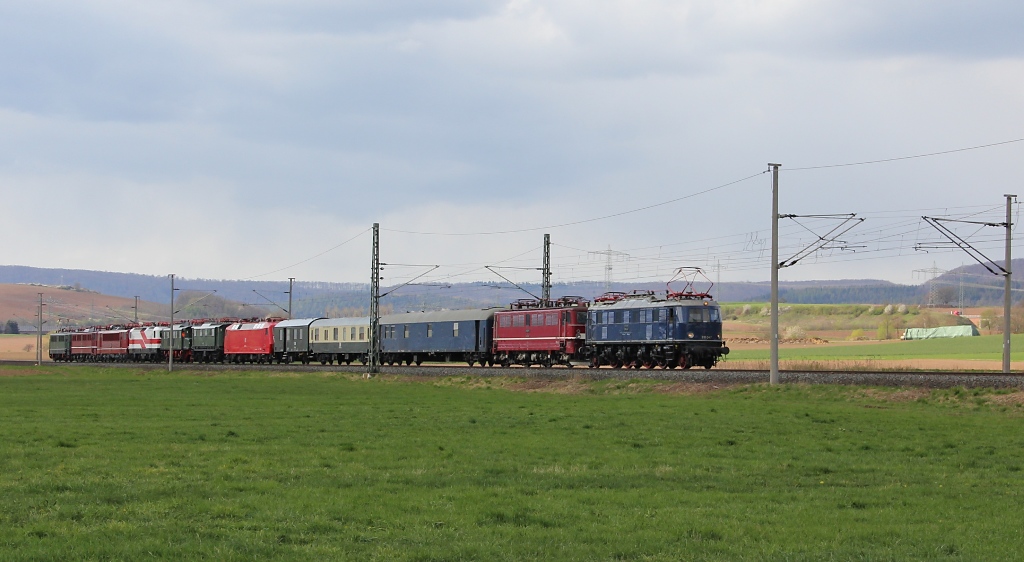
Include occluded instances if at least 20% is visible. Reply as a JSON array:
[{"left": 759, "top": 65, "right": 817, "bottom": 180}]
[{"left": 48, "top": 277, "right": 729, "bottom": 370}]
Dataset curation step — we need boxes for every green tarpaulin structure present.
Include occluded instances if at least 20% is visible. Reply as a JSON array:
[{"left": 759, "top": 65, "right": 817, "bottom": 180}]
[{"left": 902, "top": 324, "right": 980, "bottom": 340}]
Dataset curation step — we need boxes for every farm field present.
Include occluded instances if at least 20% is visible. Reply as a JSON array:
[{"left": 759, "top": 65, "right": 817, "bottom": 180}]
[
  {"left": 724, "top": 333, "right": 1024, "bottom": 371},
  {"left": 0, "top": 335, "right": 40, "bottom": 361},
  {"left": 2, "top": 366, "right": 1024, "bottom": 560}
]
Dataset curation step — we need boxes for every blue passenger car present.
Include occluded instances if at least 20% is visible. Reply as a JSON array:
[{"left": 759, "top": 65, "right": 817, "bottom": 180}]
[
  {"left": 585, "top": 291, "right": 728, "bottom": 369},
  {"left": 380, "top": 309, "right": 496, "bottom": 366}
]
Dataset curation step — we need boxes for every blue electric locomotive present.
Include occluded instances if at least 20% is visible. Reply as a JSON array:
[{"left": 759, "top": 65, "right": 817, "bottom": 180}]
[{"left": 584, "top": 288, "right": 729, "bottom": 370}]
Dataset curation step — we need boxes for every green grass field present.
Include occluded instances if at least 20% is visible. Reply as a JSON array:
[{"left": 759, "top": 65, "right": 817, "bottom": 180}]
[
  {"left": 2, "top": 366, "right": 1023, "bottom": 560},
  {"left": 727, "top": 333, "right": 1024, "bottom": 363}
]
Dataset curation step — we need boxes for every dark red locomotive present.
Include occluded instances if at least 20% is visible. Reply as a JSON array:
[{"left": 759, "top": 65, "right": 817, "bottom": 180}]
[{"left": 492, "top": 297, "right": 588, "bottom": 367}]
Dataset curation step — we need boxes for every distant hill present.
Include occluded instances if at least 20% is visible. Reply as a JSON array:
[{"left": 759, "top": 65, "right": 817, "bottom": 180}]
[
  {"left": 3, "top": 261, "right": 1022, "bottom": 316},
  {"left": 0, "top": 283, "right": 166, "bottom": 330}
]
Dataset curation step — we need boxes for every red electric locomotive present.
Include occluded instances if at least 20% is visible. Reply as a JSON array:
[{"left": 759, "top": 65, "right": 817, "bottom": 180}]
[
  {"left": 70, "top": 329, "right": 99, "bottom": 361},
  {"left": 96, "top": 328, "right": 130, "bottom": 361},
  {"left": 492, "top": 297, "right": 588, "bottom": 367},
  {"left": 224, "top": 318, "right": 281, "bottom": 364}
]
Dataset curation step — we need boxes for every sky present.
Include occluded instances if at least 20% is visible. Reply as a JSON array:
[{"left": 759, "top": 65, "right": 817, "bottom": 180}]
[{"left": 2, "top": 0, "right": 1023, "bottom": 290}]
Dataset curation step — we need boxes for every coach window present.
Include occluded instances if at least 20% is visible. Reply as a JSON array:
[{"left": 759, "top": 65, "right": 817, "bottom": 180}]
[
  {"left": 333, "top": 327, "right": 338, "bottom": 340},
  {"left": 453, "top": 323, "right": 459, "bottom": 337},
  {"left": 427, "top": 324, "right": 433, "bottom": 338},
  {"left": 403, "top": 325, "right": 409, "bottom": 338},
  {"left": 623, "top": 310, "right": 630, "bottom": 323},
  {"left": 359, "top": 327, "right": 365, "bottom": 340}
]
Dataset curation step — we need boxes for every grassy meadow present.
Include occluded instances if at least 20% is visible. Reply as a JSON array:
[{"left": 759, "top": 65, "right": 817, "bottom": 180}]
[{"left": 2, "top": 366, "right": 1024, "bottom": 560}]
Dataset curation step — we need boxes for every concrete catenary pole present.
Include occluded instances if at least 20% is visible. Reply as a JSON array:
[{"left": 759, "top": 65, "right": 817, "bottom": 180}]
[
  {"left": 134, "top": 296, "right": 139, "bottom": 323},
  {"left": 769, "top": 164, "right": 781, "bottom": 385},
  {"left": 37, "top": 293, "right": 44, "bottom": 366},
  {"left": 542, "top": 233, "right": 552, "bottom": 306},
  {"left": 1003, "top": 194, "right": 1015, "bottom": 373},
  {"left": 287, "top": 278, "right": 295, "bottom": 320},
  {"left": 368, "top": 223, "right": 380, "bottom": 375},
  {"left": 168, "top": 274, "right": 175, "bottom": 373}
]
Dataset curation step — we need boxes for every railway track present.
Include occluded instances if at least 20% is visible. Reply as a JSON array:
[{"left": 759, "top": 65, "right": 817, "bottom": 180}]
[{"left": 4, "top": 360, "right": 1023, "bottom": 389}]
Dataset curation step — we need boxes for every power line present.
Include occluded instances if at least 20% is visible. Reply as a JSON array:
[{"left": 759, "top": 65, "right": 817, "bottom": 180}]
[
  {"left": 240, "top": 228, "right": 371, "bottom": 280},
  {"left": 787, "top": 137, "right": 1024, "bottom": 171},
  {"left": 381, "top": 171, "right": 767, "bottom": 236}
]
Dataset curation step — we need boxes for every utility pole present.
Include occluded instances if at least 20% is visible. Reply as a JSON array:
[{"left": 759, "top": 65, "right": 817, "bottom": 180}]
[
  {"left": 958, "top": 269, "right": 965, "bottom": 316},
  {"left": 769, "top": 164, "right": 780, "bottom": 385},
  {"left": 913, "top": 263, "right": 946, "bottom": 307},
  {"left": 1003, "top": 194, "right": 1015, "bottom": 373},
  {"left": 133, "top": 296, "right": 139, "bottom": 323},
  {"left": 37, "top": 293, "right": 44, "bottom": 366},
  {"left": 287, "top": 278, "right": 295, "bottom": 319},
  {"left": 917, "top": 199, "right": 1015, "bottom": 374},
  {"left": 590, "top": 246, "right": 629, "bottom": 292},
  {"left": 168, "top": 274, "right": 175, "bottom": 373},
  {"left": 368, "top": 223, "right": 380, "bottom": 376},
  {"left": 541, "top": 233, "right": 552, "bottom": 305}
]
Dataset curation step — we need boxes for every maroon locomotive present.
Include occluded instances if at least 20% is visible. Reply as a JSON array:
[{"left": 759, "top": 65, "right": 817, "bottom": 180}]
[{"left": 491, "top": 297, "right": 588, "bottom": 367}]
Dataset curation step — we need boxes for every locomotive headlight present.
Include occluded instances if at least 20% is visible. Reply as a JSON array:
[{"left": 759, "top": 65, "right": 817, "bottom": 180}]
[{"left": 687, "top": 332, "right": 694, "bottom": 339}]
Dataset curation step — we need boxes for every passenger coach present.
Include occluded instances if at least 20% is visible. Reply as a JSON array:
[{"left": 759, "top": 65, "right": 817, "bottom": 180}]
[
  {"left": 380, "top": 309, "right": 496, "bottom": 366},
  {"left": 309, "top": 317, "right": 371, "bottom": 365}
]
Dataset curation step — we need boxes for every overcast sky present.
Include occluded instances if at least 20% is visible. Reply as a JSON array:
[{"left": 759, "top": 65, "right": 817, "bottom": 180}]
[{"left": 2, "top": 0, "right": 1023, "bottom": 289}]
